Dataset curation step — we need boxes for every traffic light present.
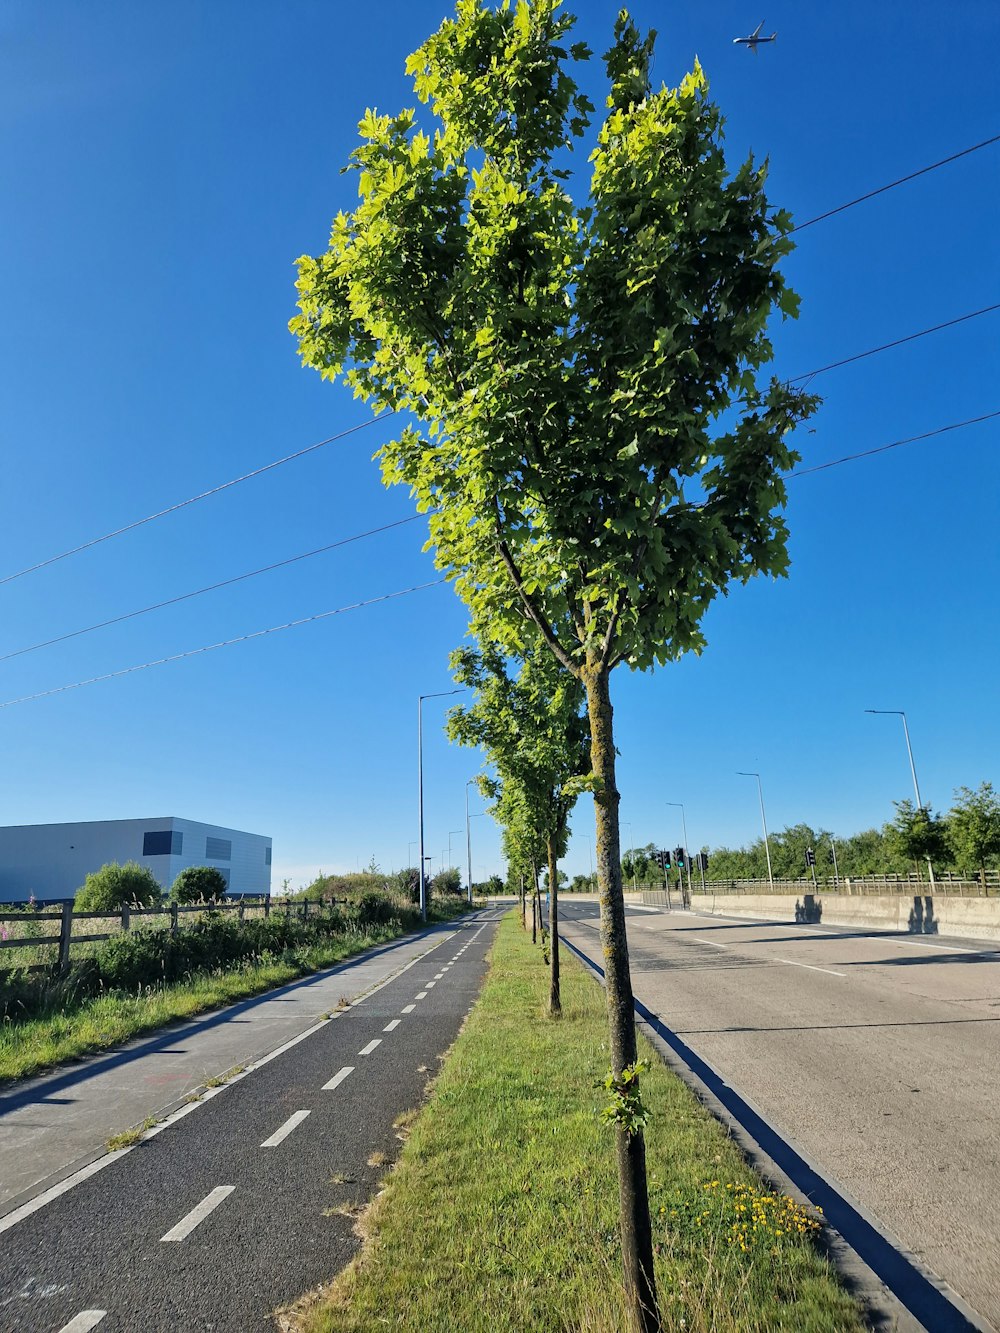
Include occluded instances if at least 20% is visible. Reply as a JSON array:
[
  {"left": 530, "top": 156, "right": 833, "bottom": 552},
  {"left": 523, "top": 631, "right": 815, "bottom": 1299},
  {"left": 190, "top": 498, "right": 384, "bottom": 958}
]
[
  {"left": 674, "top": 847, "right": 685, "bottom": 868},
  {"left": 826, "top": 848, "right": 835, "bottom": 864},
  {"left": 697, "top": 852, "right": 709, "bottom": 872},
  {"left": 805, "top": 847, "right": 816, "bottom": 867},
  {"left": 660, "top": 849, "right": 671, "bottom": 867}
]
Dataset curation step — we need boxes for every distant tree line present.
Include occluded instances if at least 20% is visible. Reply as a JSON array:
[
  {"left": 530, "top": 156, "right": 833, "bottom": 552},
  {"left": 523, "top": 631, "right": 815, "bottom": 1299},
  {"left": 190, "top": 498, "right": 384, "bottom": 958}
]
[{"left": 579, "top": 783, "right": 1000, "bottom": 887}]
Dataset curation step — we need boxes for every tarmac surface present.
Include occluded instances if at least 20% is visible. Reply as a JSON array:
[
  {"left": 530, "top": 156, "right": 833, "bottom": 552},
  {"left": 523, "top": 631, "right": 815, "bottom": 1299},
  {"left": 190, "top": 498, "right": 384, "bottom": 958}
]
[
  {"left": 0, "top": 909, "right": 503, "bottom": 1332},
  {"left": 560, "top": 900, "right": 1000, "bottom": 1333}
]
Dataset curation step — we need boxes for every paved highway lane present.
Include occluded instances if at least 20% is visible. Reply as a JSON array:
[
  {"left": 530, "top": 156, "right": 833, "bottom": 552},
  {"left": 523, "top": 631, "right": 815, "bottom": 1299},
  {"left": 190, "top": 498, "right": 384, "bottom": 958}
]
[
  {"left": 0, "top": 911, "right": 503, "bottom": 1332},
  {"left": 559, "top": 902, "right": 1000, "bottom": 1332}
]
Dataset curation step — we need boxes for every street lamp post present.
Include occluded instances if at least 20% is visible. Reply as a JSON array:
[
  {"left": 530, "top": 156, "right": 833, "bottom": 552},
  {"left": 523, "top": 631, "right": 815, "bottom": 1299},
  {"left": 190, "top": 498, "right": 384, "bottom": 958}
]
[
  {"left": 465, "top": 781, "right": 475, "bottom": 905},
  {"left": 418, "top": 689, "right": 463, "bottom": 923},
  {"left": 665, "top": 802, "right": 693, "bottom": 901},
  {"left": 447, "top": 829, "right": 462, "bottom": 875},
  {"left": 737, "top": 772, "right": 774, "bottom": 890},
  {"left": 865, "top": 708, "right": 935, "bottom": 886}
]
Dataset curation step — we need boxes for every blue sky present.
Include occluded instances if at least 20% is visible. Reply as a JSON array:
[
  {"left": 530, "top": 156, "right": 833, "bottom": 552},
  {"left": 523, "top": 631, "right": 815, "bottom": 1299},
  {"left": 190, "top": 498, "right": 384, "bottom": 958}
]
[{"left": 1, "top": 1, "right": 998, "bottom": 890}]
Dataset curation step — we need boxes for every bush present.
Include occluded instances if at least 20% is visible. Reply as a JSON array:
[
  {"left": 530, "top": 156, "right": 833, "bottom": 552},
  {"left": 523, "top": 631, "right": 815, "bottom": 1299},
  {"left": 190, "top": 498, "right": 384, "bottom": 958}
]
[
  {"left": 171, "top": 865, "right": 228, "bottom": 903},
  {"left": 74, "top": 861, "right": 162, "bottom": 912}
]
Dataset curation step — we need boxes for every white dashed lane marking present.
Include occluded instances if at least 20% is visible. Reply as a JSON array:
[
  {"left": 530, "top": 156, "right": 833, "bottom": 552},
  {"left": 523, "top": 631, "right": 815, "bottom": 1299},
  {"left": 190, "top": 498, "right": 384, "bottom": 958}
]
[
  {"left": 160, "top": 1186, "right": 235, "bottom": 1242},
  {"left": 322, "top": 1066, "right": 355, "bottom": 1091},
  {"left": 260, "top": 1110, "right": 311, "bottom": 1148},
  {"left": 58, "top": 1314, "right": 107, "bottom": 1333},
  {"left": 401, "top": 1004, "right": 415, "bottom": 1013},
  {"left": 383, "top": 1019, "right": 401, "bottom": 1032},
  {"left": 358, "top": 1039, "right": 382, "bottom": 1056},
  {"left": 425, "top": 981, "right": 436, "bottom": 988},
  {"left": 775, "top": 958, "right": 846, "bottom": 978},
  {"left": 415, "top": 991, "right": 428, "bottom": 1000}
]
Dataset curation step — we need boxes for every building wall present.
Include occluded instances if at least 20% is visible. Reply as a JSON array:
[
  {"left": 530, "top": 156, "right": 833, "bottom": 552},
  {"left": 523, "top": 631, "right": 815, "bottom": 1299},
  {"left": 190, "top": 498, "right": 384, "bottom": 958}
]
[{"left": 0, "top": 818, "right": 272, "bottom": 903}]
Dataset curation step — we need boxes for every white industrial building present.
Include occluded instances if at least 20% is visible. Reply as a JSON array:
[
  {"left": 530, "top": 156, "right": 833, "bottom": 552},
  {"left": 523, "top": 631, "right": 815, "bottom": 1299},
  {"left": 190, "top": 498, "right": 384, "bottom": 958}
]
[{"left": 0, "top": 817, "right": 272, "bottom": 903}]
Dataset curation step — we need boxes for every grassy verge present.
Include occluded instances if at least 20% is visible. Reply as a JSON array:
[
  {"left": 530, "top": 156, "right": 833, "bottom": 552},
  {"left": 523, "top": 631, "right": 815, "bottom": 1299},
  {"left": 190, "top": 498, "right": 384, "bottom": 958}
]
[
  {"left": 289, "top": 913, "right": 865, "bottom": 1333},
  {"left": 0, "top": 905, "right": 469, "bottom": 1085}
]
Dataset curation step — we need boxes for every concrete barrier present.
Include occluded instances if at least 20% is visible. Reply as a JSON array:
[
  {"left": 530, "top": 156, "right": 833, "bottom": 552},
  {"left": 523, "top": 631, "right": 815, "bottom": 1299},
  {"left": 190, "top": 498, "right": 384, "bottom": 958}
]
[{"left": 680, "top": 891, "right": 1000, "bottom": 944}]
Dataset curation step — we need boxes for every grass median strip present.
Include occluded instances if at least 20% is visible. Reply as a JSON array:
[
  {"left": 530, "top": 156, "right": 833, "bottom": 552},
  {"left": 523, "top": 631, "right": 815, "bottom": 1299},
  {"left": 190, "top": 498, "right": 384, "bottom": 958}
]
[{"left": 287, "top": 913, "right": 865, "bottom": 1333}]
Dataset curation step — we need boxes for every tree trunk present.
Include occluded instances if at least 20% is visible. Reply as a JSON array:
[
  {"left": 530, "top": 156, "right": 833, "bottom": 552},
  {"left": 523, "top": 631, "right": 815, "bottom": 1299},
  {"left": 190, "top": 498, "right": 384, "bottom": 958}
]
[
  {"left": 583, "top": 658, "right": 660, "bottom": 1333},
  {"left": 547, "top": 834, "right": 561, "bottom": 1016},
  {"left": 531, "top": 878, "right": 537, "bottom": 943}
]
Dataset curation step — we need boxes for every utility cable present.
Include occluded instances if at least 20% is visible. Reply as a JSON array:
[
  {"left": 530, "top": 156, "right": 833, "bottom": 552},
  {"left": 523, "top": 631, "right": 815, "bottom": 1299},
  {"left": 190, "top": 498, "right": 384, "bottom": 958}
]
[
  {"left": 791, "top": 133, "right": 1000, "bottom": 233},
  {"left": 788, "top": 409, "right": 1000, "bottom": 478},
  {"left": 788, "top": 302, "right": 1000, "bottom": 384},
  {"left": 0, "top": 579, "right": 446, "bottom": 711},
  {"left": 0, "top": 514, "right": 422, "bottom": 664},
  {"left": 0, "top": 412, "right": 394, "bottom": 588}
]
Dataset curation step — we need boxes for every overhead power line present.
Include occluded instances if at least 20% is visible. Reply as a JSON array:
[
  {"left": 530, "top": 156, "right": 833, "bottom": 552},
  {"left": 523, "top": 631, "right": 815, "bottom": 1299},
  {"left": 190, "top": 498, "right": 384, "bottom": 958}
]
[
  {"left": 0, "top": 514, "right": 422, "bottom": 665},
  {"left": 0, "top": 579, "right": 446, "bottom": 711},
  {"left": 0, "top": 413, "right": 394, "bottom": 588},
  {"left": 792, "top": 132, "right": 1000, "bottom": 233},
  {"left": 788, "top": 409, "right": 1000, "bottom": 479},
  {"left": 788, "top": 301, "right": 1000, "bottom": 384}
]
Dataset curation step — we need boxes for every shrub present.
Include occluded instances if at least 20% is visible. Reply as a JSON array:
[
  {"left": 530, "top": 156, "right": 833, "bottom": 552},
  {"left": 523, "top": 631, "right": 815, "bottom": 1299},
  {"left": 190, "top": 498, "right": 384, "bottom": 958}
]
[
  {"left": 74, "top": 861, "right": 162, "bottom": 912},
  {"left": 171, "top": 865, "right": 228, "bottom": 903}
]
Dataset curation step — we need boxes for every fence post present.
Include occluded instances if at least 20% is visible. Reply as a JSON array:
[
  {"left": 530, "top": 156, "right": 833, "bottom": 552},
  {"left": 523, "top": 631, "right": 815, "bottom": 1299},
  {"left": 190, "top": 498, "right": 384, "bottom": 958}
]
[
  {"left": 238, "top": 899, "right": 245, "bottom": 922},
  {"left": 170, "top": 902, "right": 179, "bottom": 937},
  {"left": 58, "top": 901, "right": 73, "bottom": 973},
  {"left": 263, "top": 895, "right": 271, "bottom": 918},
  {"left": 121, "top": 903, "right": 131, "bottom": 933},
  {"left": 302, "top": 899, "right": 310, "bottom": 922}
]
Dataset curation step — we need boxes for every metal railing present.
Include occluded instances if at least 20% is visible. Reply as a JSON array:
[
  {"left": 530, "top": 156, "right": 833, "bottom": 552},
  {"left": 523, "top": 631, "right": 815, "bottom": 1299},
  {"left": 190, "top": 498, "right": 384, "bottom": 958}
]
[{"left": 630, "top": 871, "right": 997, "bottom": 899}]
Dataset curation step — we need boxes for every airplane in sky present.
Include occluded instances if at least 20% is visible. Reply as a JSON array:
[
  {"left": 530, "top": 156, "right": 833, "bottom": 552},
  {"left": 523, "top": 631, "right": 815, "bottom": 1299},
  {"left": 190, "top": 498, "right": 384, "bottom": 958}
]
[{"left": 733, "top": 20, "right": 777, "bottom": 53}]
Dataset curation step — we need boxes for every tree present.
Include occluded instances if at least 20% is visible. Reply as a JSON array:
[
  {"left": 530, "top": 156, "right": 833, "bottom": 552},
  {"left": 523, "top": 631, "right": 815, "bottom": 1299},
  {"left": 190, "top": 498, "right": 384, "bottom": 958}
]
[
  {"left": 291, "top": 6, "right": 814, "bottom": 1324},
  {"left": 171, "top": 865, "right": 229, "bottom": 903},
  {"left": 448, "top": 639, "right": 589, "bottom": 1015},
  {"left": 886, "top": 800, "right": 947, "bottom": 878},
  {"left": 948, "top": 783, "right": 1000, "bottom": 889},
  {"left": 75, "top": 861, "right": 162, "bottom": 912}
]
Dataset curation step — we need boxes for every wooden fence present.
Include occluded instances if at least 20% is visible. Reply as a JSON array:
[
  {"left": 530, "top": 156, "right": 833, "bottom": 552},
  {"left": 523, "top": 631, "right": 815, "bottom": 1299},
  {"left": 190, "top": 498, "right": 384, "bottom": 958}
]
[{"left": 0, "top": 896, "right": 338, "bottom": 977}]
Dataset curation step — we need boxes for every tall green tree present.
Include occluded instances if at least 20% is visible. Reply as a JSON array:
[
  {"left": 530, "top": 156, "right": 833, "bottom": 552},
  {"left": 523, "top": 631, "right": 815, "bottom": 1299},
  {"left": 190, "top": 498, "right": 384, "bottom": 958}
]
[
  {"left": 886, "top": 800, "right": 948, "bottom": 878},
  {"left": 948, "top": 783, "right": 1000, "bottom": 889},
  {"left": 291, "top": 5, "right": 814, "bottom": 1323},
  {"left": 448, "top": 638, "right": 589, "bottom": 1014}
]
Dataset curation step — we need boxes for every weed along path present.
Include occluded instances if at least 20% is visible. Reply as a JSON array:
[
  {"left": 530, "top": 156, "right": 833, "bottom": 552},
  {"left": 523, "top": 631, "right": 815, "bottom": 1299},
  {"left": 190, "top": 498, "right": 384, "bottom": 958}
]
[{"left": 0, "top": 910, "right": 503, "bottom": 1332}]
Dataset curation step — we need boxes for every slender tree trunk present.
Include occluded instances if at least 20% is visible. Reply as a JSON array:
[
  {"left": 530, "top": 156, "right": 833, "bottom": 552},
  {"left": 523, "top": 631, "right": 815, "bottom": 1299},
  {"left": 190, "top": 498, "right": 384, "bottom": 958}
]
[
  {"left": 531, "top": 879, "right": 537, "bottom": 943},
  {"left": 583, "top": 657, "right": 660, "bottom": 1333},
  {"left": 547, "top": 834, "right": 561, "bottom": 1016}
]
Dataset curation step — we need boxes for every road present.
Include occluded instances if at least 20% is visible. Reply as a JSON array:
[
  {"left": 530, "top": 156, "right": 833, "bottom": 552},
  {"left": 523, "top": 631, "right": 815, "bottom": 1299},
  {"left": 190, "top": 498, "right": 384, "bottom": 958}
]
[
  {"left": 559, "top": 901, "right": 1000, "bottom": 1332},
  {"left": 0, "top": 910, "right": 502, "bottom": 1332}
]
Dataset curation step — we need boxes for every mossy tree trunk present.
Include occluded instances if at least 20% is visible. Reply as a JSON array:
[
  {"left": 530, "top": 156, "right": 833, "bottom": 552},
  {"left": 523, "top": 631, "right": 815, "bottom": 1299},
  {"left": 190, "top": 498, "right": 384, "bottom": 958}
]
[{"left": 583, "top": 656, "right": 660, "bottom": 1333}]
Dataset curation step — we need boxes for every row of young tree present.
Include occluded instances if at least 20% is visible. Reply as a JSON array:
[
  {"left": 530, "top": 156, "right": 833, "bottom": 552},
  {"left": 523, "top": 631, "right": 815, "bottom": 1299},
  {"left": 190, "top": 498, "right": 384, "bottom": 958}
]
[
  {"left": 291, "top": 4, "right": 817, "bottom": 1327},
  {"left": 597, "top": 784, "right": 1000, "bottom": 886},
  {"left": 291, "top": 865, "right": 503, "bottom": 903}
]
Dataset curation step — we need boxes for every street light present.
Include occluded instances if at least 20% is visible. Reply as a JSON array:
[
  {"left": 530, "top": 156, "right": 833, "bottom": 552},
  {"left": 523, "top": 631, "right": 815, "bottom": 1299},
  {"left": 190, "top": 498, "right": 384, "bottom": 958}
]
[
  {"left": 447, "top": 829, "right": 462, "bottom": 874},
  {"left": 665, "top": 802, "right": 693, "bottom": 901},
  {"left": 865, "top": 708, "right": 935, "bottom": 886},
  {"left": 465, "top": 781, "right": 476, "bottom": 905},
  {"left": 737, "top": 772, "right": 774, "bottom": 890},
  {"left": 418, "top": 689, "right": 463, "bottom": 922}
]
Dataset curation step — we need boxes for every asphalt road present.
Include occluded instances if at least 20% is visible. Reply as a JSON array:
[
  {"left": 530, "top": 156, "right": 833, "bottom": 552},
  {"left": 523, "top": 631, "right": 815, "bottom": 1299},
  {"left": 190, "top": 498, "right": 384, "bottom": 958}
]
[
  {"left": 559, "top": 901, "right": 1000, "bottom": 1332},
  {"left": 0, "top": 910, "right": 502, "bottom": 1333}
]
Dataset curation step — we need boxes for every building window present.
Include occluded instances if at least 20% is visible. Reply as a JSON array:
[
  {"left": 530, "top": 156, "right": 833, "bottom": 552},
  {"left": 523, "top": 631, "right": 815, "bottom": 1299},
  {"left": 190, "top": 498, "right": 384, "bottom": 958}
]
[
  {"left": 265, "top": 847, "right": 272, "bottom": 866},
  {"left": 206, "top": 836, "right": 232, "bottom": 861},
  {"left": 143, "top": 830, "right": 182, "bottom": 856}
]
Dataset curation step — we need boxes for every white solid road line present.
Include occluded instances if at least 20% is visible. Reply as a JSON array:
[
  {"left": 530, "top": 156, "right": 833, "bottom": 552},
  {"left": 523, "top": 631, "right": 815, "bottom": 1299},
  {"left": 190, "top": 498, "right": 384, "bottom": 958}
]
[
  {"left": 894, "top": 939, "right": 982, "bottom": 954},
  {"left": 415, "top": 991, "right": 428, "bottom": 1000},
  {"left": 358, "top": 1039, "right": 382, "bottom": 1056},
  {"left": 322, "top": 1065, "right": 355, "bottom": 1091},
  {"left": 693, "top": 937, "right": 728, "bottom": 949},
  {"left": 260, "top": 1109, "right": 311, "bottom": 1148},
  {"left": 383, "top": 1019, "right": 401, "bottom": 1032},
  {"left": 775, "top": 957, "right": 846, "bottom": 978},
  {"left": 401, "top": 1004, "right": 415, "bottom": 1013},
  {"left": 628, "top": 905, "right": 660, "bottom": 913},
  {"left": 58, "top": 1313, "right": 107, "bottom": 1333},
  {"left": 160, "top": 1185, "right": 235, "bottom": 1242}
]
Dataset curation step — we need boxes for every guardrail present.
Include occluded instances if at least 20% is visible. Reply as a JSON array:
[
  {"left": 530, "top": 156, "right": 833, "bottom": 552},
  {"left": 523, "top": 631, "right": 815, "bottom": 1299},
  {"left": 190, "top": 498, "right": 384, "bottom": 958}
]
[
  {"left": 0, "top": 896, "right": 339, "bottom": 976},
  {"left": 624, "top": 872, "right": 996, "bottom": 897}
]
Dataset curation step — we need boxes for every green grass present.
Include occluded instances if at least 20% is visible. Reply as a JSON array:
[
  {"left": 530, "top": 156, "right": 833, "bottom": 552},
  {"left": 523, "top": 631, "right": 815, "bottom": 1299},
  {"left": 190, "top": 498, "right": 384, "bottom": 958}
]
[
  {"left": 289, "top": 914, "right": 865, "bottom": 1333},
  {"left": 0, "top": 907, "right": 468, "bottom": 1084}
]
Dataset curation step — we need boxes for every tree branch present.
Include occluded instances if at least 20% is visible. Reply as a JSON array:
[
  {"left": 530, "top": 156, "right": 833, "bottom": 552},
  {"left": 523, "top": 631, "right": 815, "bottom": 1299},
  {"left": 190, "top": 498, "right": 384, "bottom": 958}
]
[{"left": 493, "top": 503, "right": 580, "bottom": 677}]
